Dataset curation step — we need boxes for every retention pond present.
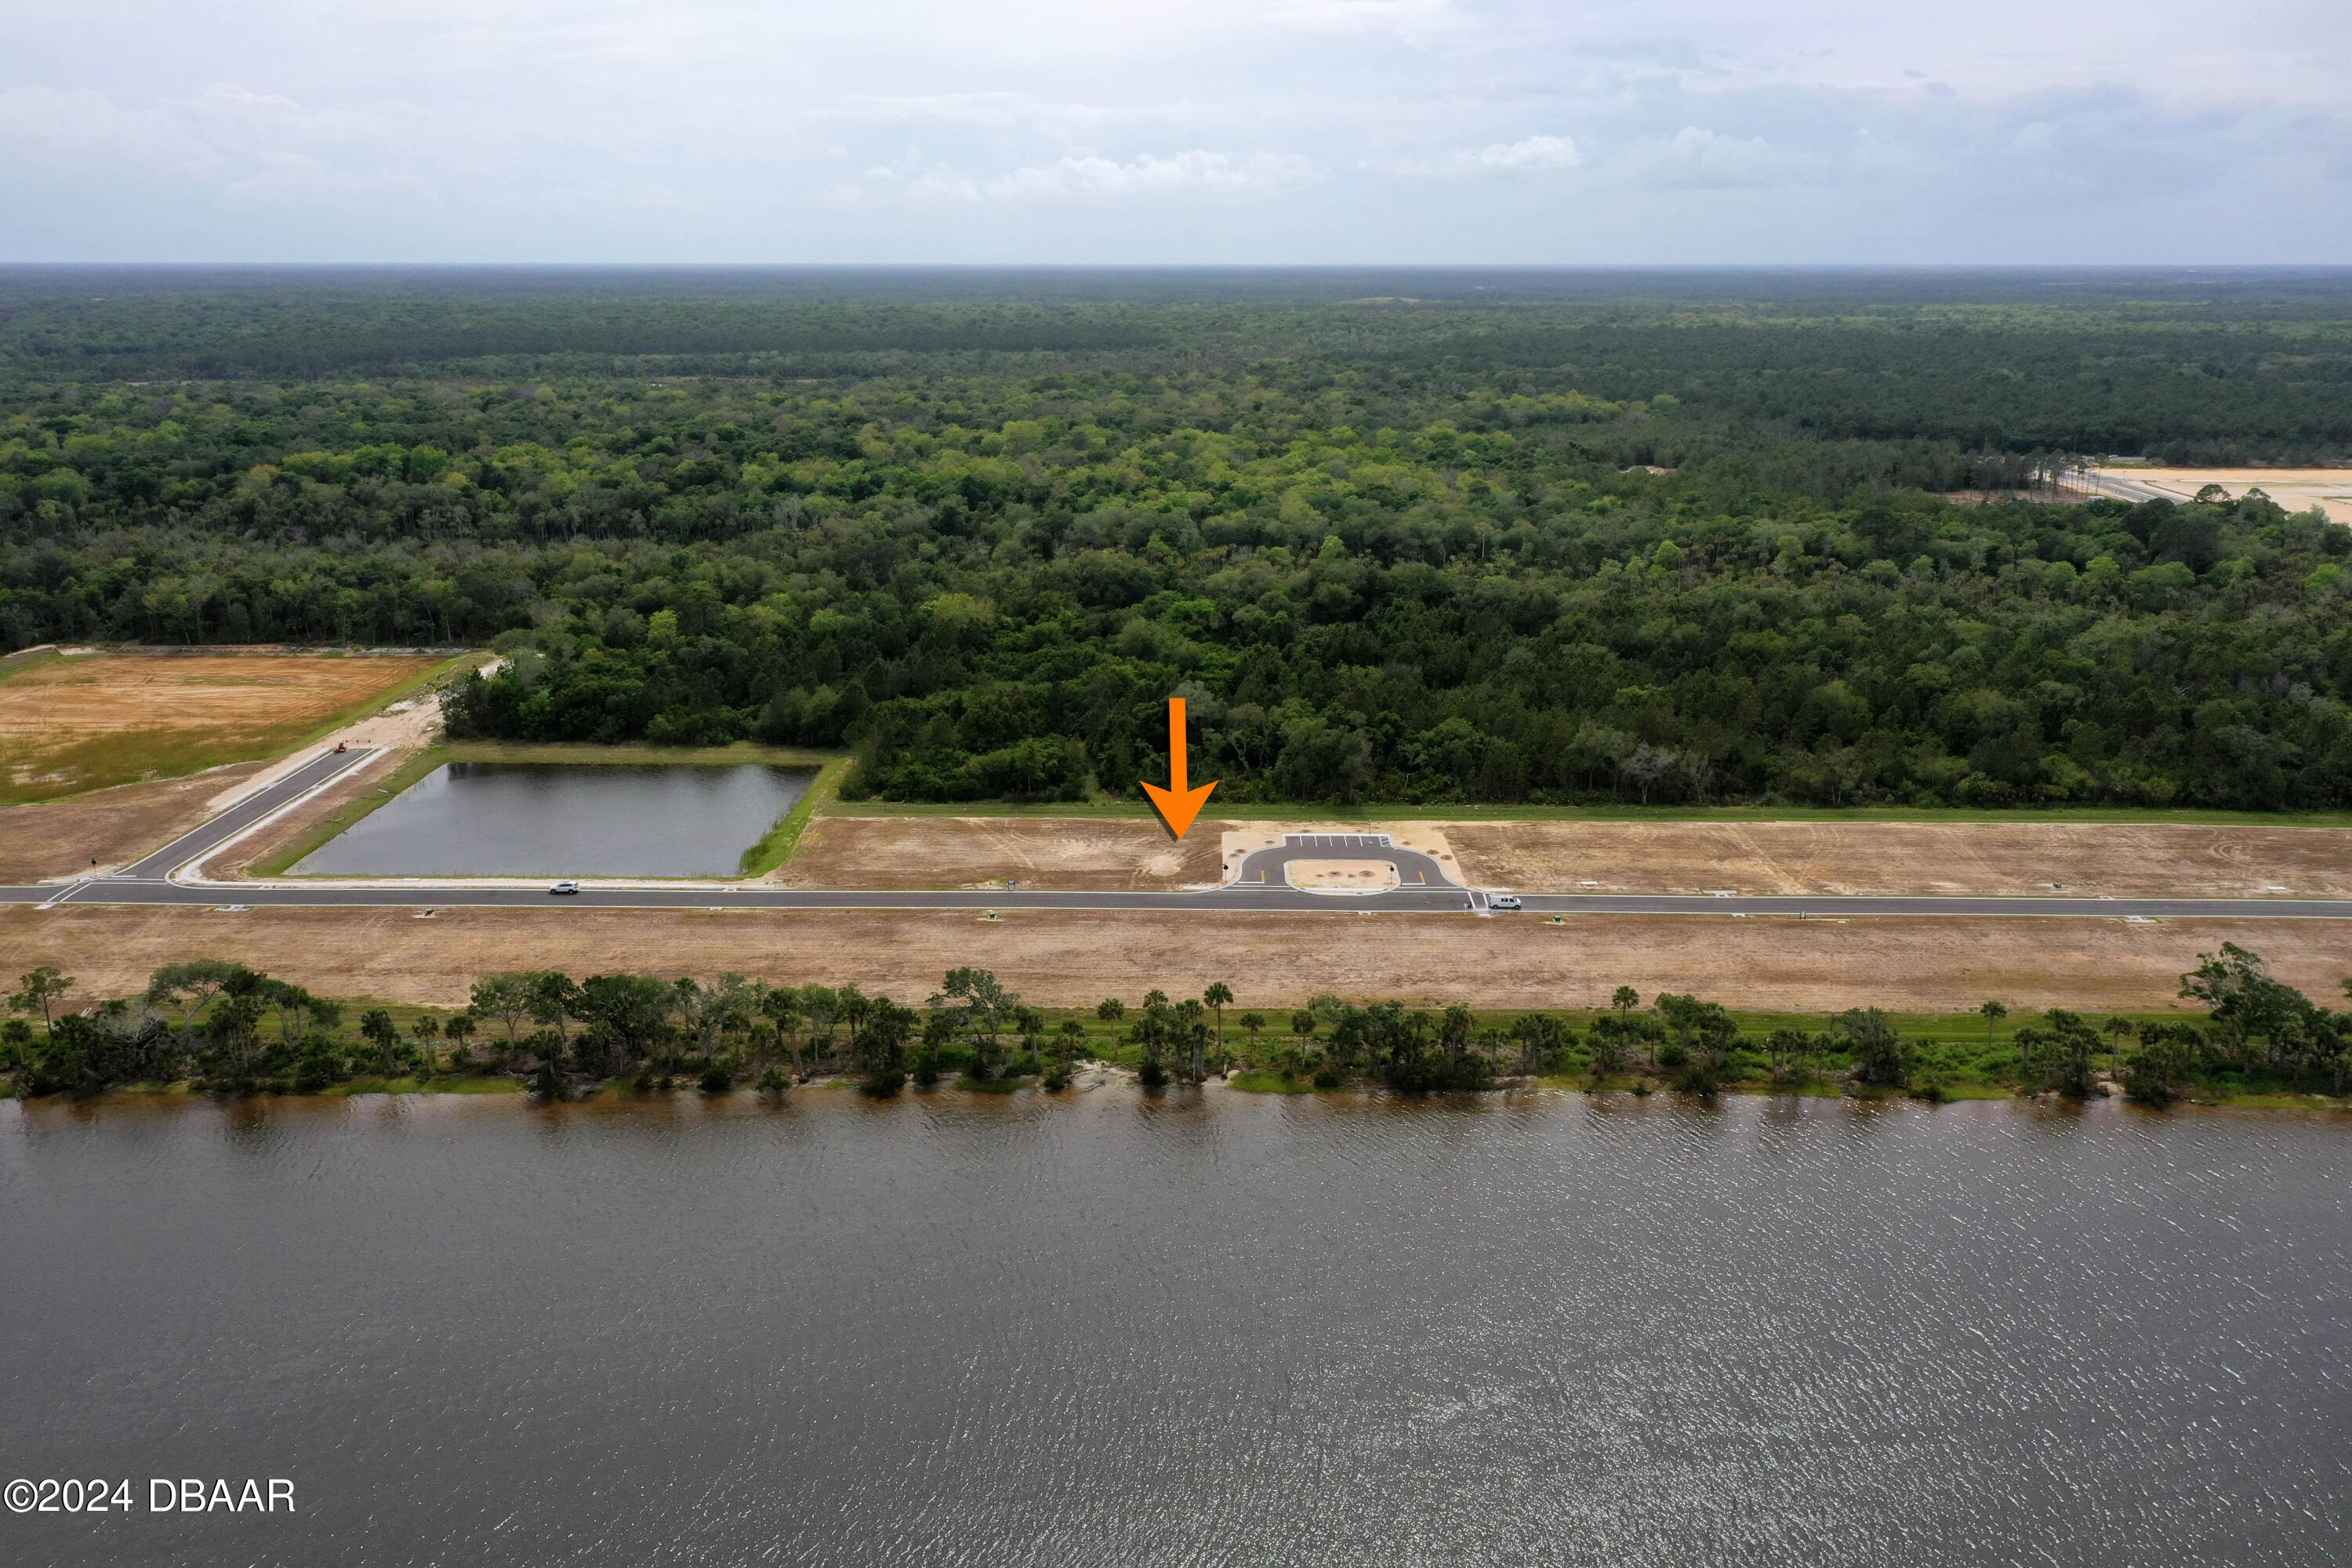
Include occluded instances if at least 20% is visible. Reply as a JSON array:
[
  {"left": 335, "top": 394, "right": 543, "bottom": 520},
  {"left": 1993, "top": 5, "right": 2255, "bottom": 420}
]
[
  {"left": 1, "top": 1090, "right": 2344, "bottom": 1566},
  {"left": 292, "top": 761, "right": 813, "bottom": 877}
]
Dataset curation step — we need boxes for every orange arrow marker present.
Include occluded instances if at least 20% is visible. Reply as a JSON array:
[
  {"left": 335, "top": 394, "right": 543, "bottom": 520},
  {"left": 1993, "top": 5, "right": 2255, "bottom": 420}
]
[{"left": 1141, "top": 697, "right": 1218, "bottom": 840}]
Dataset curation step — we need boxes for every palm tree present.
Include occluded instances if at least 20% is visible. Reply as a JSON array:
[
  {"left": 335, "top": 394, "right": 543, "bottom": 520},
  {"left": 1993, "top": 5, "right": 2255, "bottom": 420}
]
[
  {"left": 443, "top": 1012, "right": 476, "bottom": 1065},
  {"left": 761, "top": 987, "right": 806, "bottom": 1077},
  {"left": 2103, "top": 1016, "right": 2135, "bottom": 1082},
  {"left": 1175, "top": 999, "right": 1208, "bottom": 1083},
  {"left": 1978, "top": 999, "right": 2009, "bottom": 1075},
  {"left": 1203, "top": 982, "right": 1233, "bottom": 1062},
  {"left": 360, "top": 1009, "right": 399, "bottom": 1076},
  {"left": 411, "top": 1015, "right": 441, "bottom": 1075}
]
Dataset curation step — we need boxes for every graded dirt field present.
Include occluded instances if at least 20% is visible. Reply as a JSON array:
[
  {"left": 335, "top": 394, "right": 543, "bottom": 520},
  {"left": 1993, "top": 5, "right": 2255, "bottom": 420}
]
[
  {"left": 0, "top": 763, "right": 271, "bottom": 880},
  {"left": 769, "top": 813, "right": 2352, "bottom": 900},
  {"left": 0, "top": 648, "right": 445, "bottom": 805},
  {"left": 1285, "top": 859, "right": 1401, "bottom": 891},
  {"left": 1443, "top": 819, "right": 2352, "bottom": 898},
  {"left": 776, "top": 814, "right": 1221, "bottom": 889},
  {"left": 6, "top": 904, "right": 2343, "bottom": 1018}
]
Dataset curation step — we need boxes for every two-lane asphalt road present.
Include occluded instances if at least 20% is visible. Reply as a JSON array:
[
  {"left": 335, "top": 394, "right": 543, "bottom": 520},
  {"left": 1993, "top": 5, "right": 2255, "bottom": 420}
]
[{"left": 7, "top": 746, "right": 2352, "bottom": 920}]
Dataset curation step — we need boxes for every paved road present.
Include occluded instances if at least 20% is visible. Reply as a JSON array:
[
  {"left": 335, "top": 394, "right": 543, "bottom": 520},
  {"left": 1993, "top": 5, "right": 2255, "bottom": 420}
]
[
  {"left": 118, "top": 746, "right": 384, "bottom": 880},
  {"left": 1230, "top": 833, "right": 1461, "bottom": 889},
  {"left": 6, "top": 746, "right": 2352, "bottom": 920}
]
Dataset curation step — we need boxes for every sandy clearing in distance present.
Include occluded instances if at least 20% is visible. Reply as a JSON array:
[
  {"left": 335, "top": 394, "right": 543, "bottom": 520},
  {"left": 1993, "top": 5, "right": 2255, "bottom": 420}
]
[
  {"left": 5, "top": 905, "right": 2339, "bottom": 1015},
  {"left": 2085, "top": 466, "right": 2352, "bottom": 523}
]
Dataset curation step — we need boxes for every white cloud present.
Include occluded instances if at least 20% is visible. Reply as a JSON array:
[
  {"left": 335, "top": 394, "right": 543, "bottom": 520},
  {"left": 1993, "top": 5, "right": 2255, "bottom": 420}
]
[
  {"left": 819, "top": 162, "right": 982, "bottom": 207},
  {"left": 0, "top": 0, "right": 2347, "bottom": 260},
  {"left": 1265, "top": 0, "right": 1461, "bottom": 42},
  {"left": 1625, "top": 125, "right": 1809, "bottom": 187},
  {"left": 1368, "top": 133, "right": 1580, "bottom": 176},
  {"left": 221, "top": 151, "right": 441, "bottom": 209},
  {"left": 986, "top": 150, "right": 1312, "bottom": 199},
  {"left": 1465, "top": 134, "right": 1581, "bottom": 169},
  {"left": 0, "top": 85, "right": 209, "bottom": 169}
]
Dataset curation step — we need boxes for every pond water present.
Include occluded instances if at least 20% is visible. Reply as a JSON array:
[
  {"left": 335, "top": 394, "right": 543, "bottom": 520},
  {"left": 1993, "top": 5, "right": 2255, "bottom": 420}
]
[
  {"left": 292, "top": 762, "right": 813, "bottom": 877},
  {"left": 1, "top": 1092, "right": 2345, "bottom": 1566}
]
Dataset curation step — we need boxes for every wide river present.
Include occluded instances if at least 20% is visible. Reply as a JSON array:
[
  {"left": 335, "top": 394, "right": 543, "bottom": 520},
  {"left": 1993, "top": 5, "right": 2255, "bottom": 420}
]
[{"left": 1, "top": 1090, "right": 2344, "bottom": 1566}]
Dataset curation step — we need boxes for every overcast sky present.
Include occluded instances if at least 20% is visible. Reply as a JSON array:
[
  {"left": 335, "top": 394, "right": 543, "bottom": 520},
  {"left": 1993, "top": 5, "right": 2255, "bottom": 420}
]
[{"left": 5, "top": 0, "right": 2347, "bottom": 263}]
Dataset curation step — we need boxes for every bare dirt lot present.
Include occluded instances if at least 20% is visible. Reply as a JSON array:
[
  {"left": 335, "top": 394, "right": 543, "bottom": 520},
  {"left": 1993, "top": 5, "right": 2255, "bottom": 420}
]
[
  {"left": 777, "top": 814, "right": 1221, "bottom": 889},
  {"left": 0, "top": 763, "right": 271, "bottom": 880},
  {"left": 0, "top": 648, "right": 443, "bottom": 805},
  {"left": 1444, "top": 819, "right": 2352, "bottom": 898},
  {"left": 1285, "top": 859, "right": 1401, "bottom": 891},
  {"left": 767, "top": 812, "right": 2352, "bottom": 900},
  {"left": 8, "top": 904, "right": 2343, "bottom": 1017}
]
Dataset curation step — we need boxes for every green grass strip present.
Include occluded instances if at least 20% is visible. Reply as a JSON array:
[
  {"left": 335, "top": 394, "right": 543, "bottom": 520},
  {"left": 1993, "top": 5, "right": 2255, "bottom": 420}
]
[{"left": 740, "top": 753, "right": 853, "bottom": 877}]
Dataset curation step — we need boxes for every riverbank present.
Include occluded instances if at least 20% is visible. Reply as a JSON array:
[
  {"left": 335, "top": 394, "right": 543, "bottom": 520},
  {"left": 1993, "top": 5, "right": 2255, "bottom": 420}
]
[{"left": 12, "top": 1067, "right": 2345, "bottom": 1116}]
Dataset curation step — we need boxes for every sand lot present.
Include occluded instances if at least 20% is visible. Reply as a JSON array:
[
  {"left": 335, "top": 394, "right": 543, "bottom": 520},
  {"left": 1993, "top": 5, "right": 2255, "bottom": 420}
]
[
  {"left": 2084, "top": 466, "right": 2352, "bottom": 523},
  {"left": 0, "top": 648, "right": 442, "bottom": 804},
  {"left": 0, "top": 764, "right": 272, "bottom": 880},
  {"left": 779, "top": 814, "right": 1221, "bottom": 889},
  {"left": 770, "top": 813, "right": 2352, "bottom": 900},
  {"left": 5, "top": 904, "right": 2342, "bottom": 1016},
  {"left": 1446, "top": 819, "right": 2352, "bottom": 898}
]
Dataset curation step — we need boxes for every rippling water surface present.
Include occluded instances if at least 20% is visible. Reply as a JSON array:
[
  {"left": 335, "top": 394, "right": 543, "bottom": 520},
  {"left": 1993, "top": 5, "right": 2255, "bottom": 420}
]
[{"left": 1, "top": 1090, "right": 2345, "bottom": 1565}]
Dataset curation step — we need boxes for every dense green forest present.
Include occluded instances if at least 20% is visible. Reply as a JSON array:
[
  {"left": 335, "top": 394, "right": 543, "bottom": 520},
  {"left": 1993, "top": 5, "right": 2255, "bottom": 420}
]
[{"left": 6, "top": 268, "right": 2352, "bottom": 809}]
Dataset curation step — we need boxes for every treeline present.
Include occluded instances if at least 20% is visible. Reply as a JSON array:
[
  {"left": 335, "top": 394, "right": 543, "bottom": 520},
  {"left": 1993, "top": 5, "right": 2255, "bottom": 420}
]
[
  {"left": 9, "top": 945, "right": 2347, "bottom": 1108},
  {"left": 8, "top": 282, "right": 2352, "bottom": 461},
  {"left": 8, "top": 380, "right": 2352, "bottom": 808},
  {"left": 7, "top": 290, "right": 2352, "bottom": 810}
]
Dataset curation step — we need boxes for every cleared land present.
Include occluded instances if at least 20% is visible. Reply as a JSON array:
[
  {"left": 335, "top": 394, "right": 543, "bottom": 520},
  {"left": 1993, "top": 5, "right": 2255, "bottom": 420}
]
[
  {"left": 6, "top": 904, "right": 2343, "bottom": 1017},
  {"left": 775, "top": 813, "right": 1219, "bottom": 889},
  {"left": 765, "top": 813, "right": 2352, "bottom": 899},
  {"left": 0, "top": 763, "right": 272, "bottom": 880},
  {"left": 2085, "top": 466, "right": 2352, "bottom": 522},
  {"left": 1286, "top": 859, "right": 1401, "bottom": 891},
  {"left": 1445, "top": 819, "right": 2352, "bottom": 898},
  {"left": 0, "top": 648, "right": 445, "bottom": 805}
]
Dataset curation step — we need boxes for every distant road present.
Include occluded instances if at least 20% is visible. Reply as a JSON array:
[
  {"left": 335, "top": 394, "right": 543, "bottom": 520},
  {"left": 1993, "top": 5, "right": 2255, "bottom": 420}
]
[{"left": 6, "top": 746, "right": 2352, "bottom": 921}]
